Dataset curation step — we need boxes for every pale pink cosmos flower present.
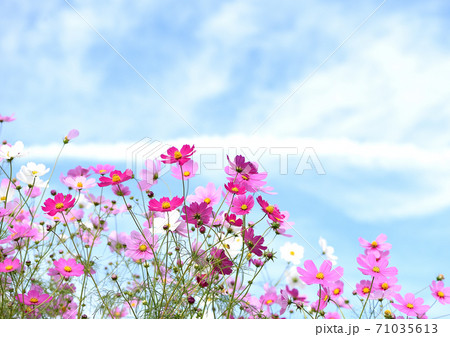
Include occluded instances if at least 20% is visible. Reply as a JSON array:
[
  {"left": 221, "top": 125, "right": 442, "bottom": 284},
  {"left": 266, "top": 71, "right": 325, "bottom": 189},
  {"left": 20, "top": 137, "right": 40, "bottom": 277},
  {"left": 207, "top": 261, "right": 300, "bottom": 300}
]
[
  {"left": 356, "top": 279, "right": 377, "bottom": 299},
  {"left": 171, "top": 159, "right": 198, "bottom": 180},
  {"left": 63, "top": 176, "right": 97, "bottom": 191},
  {"left": 16, "top": 287, "right": 53, "bottom": 306},
  {"left": 108, "top": 231, "right": 130, "bottom": 253},
  {"left": 110, "top": 306, "right": 129, "bottom": 319},
  {"left": 138, "top": 159, "right": 161, "bottom": 190},
  {"left": 0, "top": 258, "right": 21, "bottom": 273},
  {"left": 430, "top": 281, "right": 450, "bottom": 305},
  {"left": 373, "top": 277, "right": 401, "bottom": 300},
  {"left": 187, "top": 182, "right": 222, "bottom": 206},
  {"left": 358, "top": 233, "right": 392, "bottom": 258},
  {"left": 125, "top": 229, "right": 159, "bottom": 261},
  {"left": 53, "top": 258, "right": 84, "bottom": 277},
  {"left": 63, "top": 129, "right": 79, "bottom": 143},
  {"left": 90, "top": 164, "right": 115, "bottom": 175},
  {"left": 325, "top": 312, "right": 341, "bottom": 319},
  {"left": 0, "top": 113, "right": 15, "bottom": 122}
]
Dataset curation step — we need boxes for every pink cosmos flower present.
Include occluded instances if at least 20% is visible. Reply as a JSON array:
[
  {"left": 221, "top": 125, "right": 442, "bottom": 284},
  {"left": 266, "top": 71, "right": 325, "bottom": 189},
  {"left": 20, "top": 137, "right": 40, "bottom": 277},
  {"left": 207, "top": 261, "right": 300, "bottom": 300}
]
[
  {"left": 392, "top": 293, "right": 430, "bottom": 318},
  {"left": 16, "top": 288, "right": 53, "bottom": 306},
  {"left": 0, "top": 113, "right": 15, "bottom": 122},
  {"left": 181, "top": 201, "right": 212, "bottom": 227},
  {"left": 244, "top": 228, "right": 267, "bottom": 257},
  {"left": 161, "top": 144, "right": 195, "bottom": 166},
  {"left": 0, "top": 223, "right": 40, "bottom": 244},
  {"left": 148, "top": 196, "right": 184, "bottom": 212},
  {"left": 230, "top": 194, "right": 254, "bottom": 215},
  {"left": 112, "top": 184, "right": 131, "bottom": 196},
  {"left": 297, "top": 260, "right": 344, "bottom": 287},
  {"left": 125, "top": 229, "right": 158, "bottom": 261},
  {"left": 430, "top": 281, "right": 450, "bottom": 305},
  {"left": 325, "top": 312, "right": 341, "bottom": 319},
  {"left": 171, "top": 159, "right": 198, "bottom": 180},
  {"left": 311, "top": 287, "right": 331, "bottom": 311},
  {"left": 358, "top": 233, "right": 392, "bottom": 258},
  {"left": 233, "top": 171, "right": 268, "bottom": 193},
  {"left": 138, "top": 159, "right": 161, "bottom": 190},
  {"left": 60, "top": 166, "right": 91, "bottom": 184},
  {"left": 186, "top": 182, "right": 222, "bottom": 207},
  {"left": 260, "top": 283, "right": 279, "bottom": 307},
  {"left": 225, "top": 155, "right": 258, "bottom": 176},
  {"left": 373, "top": 277, "right": 401, "bottom": 300},
  {"left": 42, "top": 193, "right": 76, "bottom": 216},
  {"left": 356, "top": 279, "right": 377, "bottom": 298},
  {"left": 90, "top": 164, "right": 115, "bottom": 175},
  {"left": 329, "top": 280, "right": 344, "bottom": 299},
  {"left": 256, "top": 195, "right": 284, "bottom": 222},
  {"left": 63, "top": 176, "right": 97, "bottom": 191},
  {"left": 63, "top": 129, "right": 79, "bottom": 143},
  {"left": 224, "top": 181, "right": 247, "bottom": 195},
  {"left": 110, "top": 306, "right": 129, "bottom": 319},
  {"left": 0, "top": 258, "right": 21, "bottom": 272},
  {"left": 108, "top": 231, "right": 130, "bottom": 253},
  {"left": 53, "top": 258, "right": 84, "bottom": 277},
  {"left": 98, "top": 169, "right": 133, "bottom": 187},
  {"left": 357, "top": 254, "right": 398, "bottom": 279},
  {"left": 210, "top": 247, "right": 233, "bottom": 275}
]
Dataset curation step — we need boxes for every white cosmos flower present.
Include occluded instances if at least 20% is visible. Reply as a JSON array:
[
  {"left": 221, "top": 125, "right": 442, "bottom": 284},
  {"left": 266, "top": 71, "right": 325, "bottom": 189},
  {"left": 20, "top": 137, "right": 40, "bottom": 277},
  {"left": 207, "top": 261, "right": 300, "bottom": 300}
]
[
  {"left": 152, "top": 210, "right": 182, "bottom": 234},
  {"left": 77, "top": 193, "right": 93, "bottom": 209},
  {"left": 319, "top": 237, "right": 338, "bottom": 265},
  {"left": 16, "top": 162, "right": 49, "bottom": 188},
  {"left": 0, "top": 178, "right": 16, "bottom": 202},
  {"left": 285, "top": 266, "right": 306, "bottom": 289},
  {"left": 216, "top": 234, "right": 243, "bottom": 258},
  {"left": 0, "top": 141, "right": 25, "bottom": 160},
  {"left": 280, "top": 242, "right": 304, "bottom": 265}
]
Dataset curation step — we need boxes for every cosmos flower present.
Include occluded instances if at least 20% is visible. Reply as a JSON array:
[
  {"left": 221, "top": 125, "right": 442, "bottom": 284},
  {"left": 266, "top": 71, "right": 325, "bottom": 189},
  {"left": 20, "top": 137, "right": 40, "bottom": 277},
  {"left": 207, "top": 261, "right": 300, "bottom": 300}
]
[
  {"left": 42, "top": 193, "right": 76, "bottom": 216},
  {"left": 0, "top": 141, "right": 25, "bottom": 160},
  {"left": 357, "top": 254, "right": 397, "bottom": 279},
  {"left": 230, "top": 194, "right": 254, "bottom": 215},
  {"left": 149, "top": 196, "right": 184, "bottom": 212},
  {"left": 392, "top": 293, "right": 430, "bottom": 318},
  {"left": 430, "top": 281, "right": 450, "bottom": 305},
  {"left": 171, "top": 159, "right": 198, "bottom": 180},
  {"left": 161, "top": 145, "right": 195, "bottom": 166},
  {"left": 297, "top": 260, "right": 344, "bottom": 287},
  {"left": 244, "top": 228, "right": 267, "bottom": 257},
  {"left": 53, "top": 258, "right": 84, "bottom": 277},
  {"left": 98, "top": 169, "right": 133, "bottom": 187},
  {"left": 280, "top": 242, "right": 304, "bottom": 265},
  {"left": 0, "top": 258, "right": 21, "bottom": 273},
  {"left": 358, "top": 233, "right": 392, "bottom": 258},
  {"left": 186, "top": 182, "right": 222, "bottom": 207}
]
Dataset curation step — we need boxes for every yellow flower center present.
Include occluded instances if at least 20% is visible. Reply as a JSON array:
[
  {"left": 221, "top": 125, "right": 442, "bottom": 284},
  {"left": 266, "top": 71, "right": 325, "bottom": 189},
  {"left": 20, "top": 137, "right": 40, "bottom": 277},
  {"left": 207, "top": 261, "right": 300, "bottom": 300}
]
[
  {"left": 265, "top": 205, "right": 274, "bottom": 214},
  {"left": 5, "top": 265, "right": 13, "bottom": 271},
  {"left": 371, "top": 241, "right": 378, "bottom": 248},
  {"left": 204, "top": 198, "right": 211, "bottom": 204},
  {"left": 99, "top": 169, "right": 106, "bottom": 174},
  {"left": 115, "top": 312, "right": 121, "bottom": 318},
  {"left": 0, "top": 196, "right": 5, "bottom": 201},
  {"left": 266, "top": 299, "right": 273, "bottom": 304},
  {"left": 372, "top": 266, "right": 380, "bottom": 273},
  {"left": 385, "top": 310, "right": 392, "bottom": 316},
  {"left": 174, "top": 151, "right": 182, "bottom": 159},
  {"left": 289, "top": 251, "right": 295, "bottom": 256},
  {"left": 55, "top": 203, "right": 64, "bottom": 209},
  {"left": 112, "top": 174, "right": 121, "bottom": 182},
  {"left": 363, "top": 287, "right": 370, "bottom": 294},
  {"left": 31, "top": 170, "right": 38, "bottom": 175},
  {"left": 242, "top": 175, "right": 249, "bottom": 180},
  {"left": 64, "top": 266, "right": 72, "bottom": 273},
  {"left": 406, "top": 303, "right": 414, "bottom": 309},
  {"left": 162, "top": 201, "right": 171, "bottom": 209},
  {"left": 77, "top": 182, "right": 83, "bottom": 188},
  {"left": 381, "top": 282, "right": 389, "bottom": 290},
  {"left": 139, "top": 244, "right": 147, "bottom": 252},
  {"left": 333, "top": 288, "right": 341, "bottom": 295},
  {"left": 316, "top": 272, "right": 324, "bottom": 280},
  {"left": 323, "top": 295, "right": 329, "bottom": 302},
  {"left": 437, "top": 291, "right": 445, "bottom": 298},
  {"left": 183, "top": 171, "right": 190, "bottom": 177},
  {"left": 231, "top": 187, "right": 239, "bottom": 193},
  {"left": 30, "top": 298, "right": 39, "bottom": 304},
  {"left": 241, "top": 204, "right": 248, "bottom": 210}
]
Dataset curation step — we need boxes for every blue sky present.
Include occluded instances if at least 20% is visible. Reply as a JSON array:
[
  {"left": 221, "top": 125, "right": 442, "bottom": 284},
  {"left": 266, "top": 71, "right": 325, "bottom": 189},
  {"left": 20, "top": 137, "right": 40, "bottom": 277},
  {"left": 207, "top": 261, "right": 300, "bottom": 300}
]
[{"left": 1, "top": 0, "right": 450, "bottom": 317}]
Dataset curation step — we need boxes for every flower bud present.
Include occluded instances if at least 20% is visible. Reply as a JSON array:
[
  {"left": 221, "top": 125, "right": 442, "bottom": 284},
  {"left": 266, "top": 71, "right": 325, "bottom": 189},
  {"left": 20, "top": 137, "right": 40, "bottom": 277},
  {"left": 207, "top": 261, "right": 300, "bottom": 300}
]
[
  {"left": 50, "top": 189, "right": 57, "bottom": 196},
  {"left": 111, "top": 274, "right": 118, "bottom": 281},
  {"left": 199, "top": 226, "right": 206, "bottom": 234},
  {"left": 188, "top": 296, "right": 195, "bottom": 304},
  {"left": 437, "top": 274, "right": 445, "bottom": 281}
]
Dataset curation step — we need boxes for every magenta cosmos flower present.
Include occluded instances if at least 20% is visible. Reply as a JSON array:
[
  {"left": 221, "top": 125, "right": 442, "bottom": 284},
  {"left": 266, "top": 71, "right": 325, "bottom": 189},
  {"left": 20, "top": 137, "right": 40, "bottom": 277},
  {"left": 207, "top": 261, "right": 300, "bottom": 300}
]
[
  {"left": 149, "top": 196, "right": 184, "bottom": 212},
  {"left": 225, "top": 155, "right": 258, "bottom": 176},
  {"left": 430, "top": 281, "right": 450, "bottom": 305},
  {"left": 358, "top": 233, "right": 392, "bottom": 258},
  {"left": 161, "top": 144, "right": 195, "bottom": 166},
  {"left": 53, "top": 258, "right": 84, "bottom": 277},
  {"left": 230, "top": 194, "right": 254, "bottom": 215},
  {"left": 98, "top": 169, "right": 133, "bottom": 187},
  {"left": 256, "top": 196, "right": 284, "bottom": 222},
  {"left": 125, "top": 229, "right": 159, "bottom": 261},
  {"left": 42, "top": 193, "right": 76, "bottom": 216},
  {"left": 297, "top": 260, "right": 344, "bottom": 287},
  {"left": 171, "top": 159, "right": 198, "bottom": 180},
  {"left": 392, "top": 293, "right": 430, "bottom": 318},
  {"left": 224, "top": 213, "right": 243, "bottom": 227},
  {"left": 357, "top": 254, "right": 397, "bottom": 279},
  {"left": 244, "top": 228, "right": 267, "bottom": 257},
  {"left": 17, "top": 289, "right": 53, "bottom": 306},
  {"left": 181, "top": 201, "right": 212, "bottom": 227},
  {"left": 210, "top": 247, "right": 233, "bottom": 275},
  {"left": 224, "top": 181, "right": 247, "bottom": 195},
  {"left": 0, "top": 258, "right": 21, "bottom": 273}
]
